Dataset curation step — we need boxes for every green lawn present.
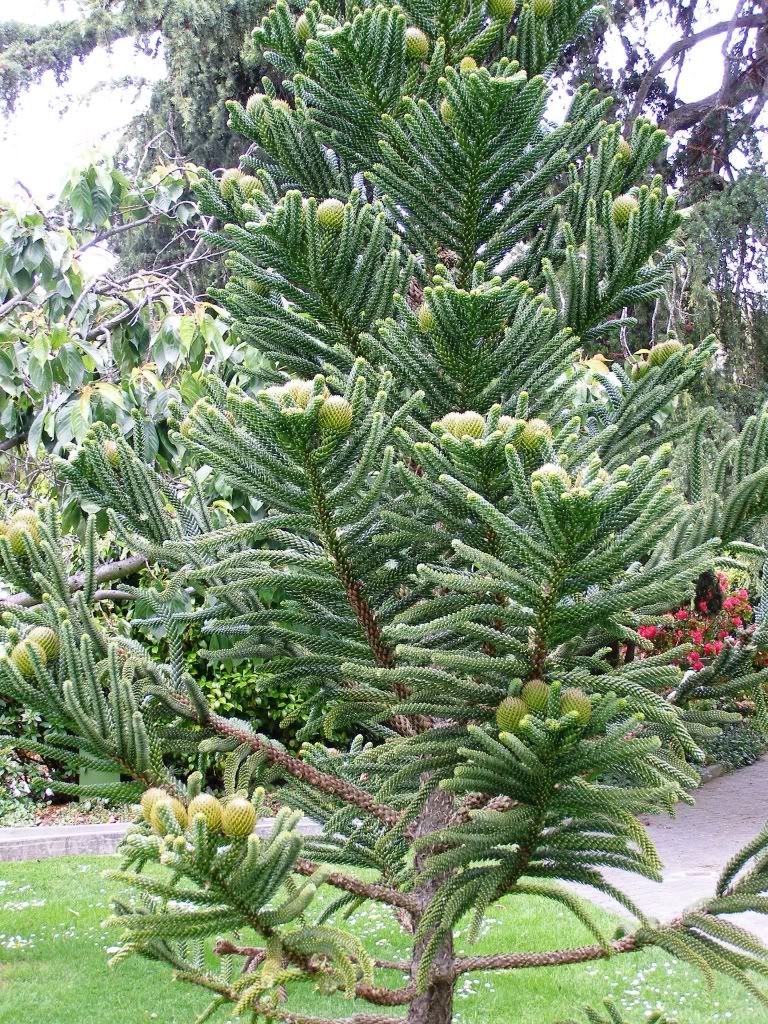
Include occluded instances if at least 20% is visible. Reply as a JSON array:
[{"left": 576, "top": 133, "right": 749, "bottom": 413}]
[{"left": 0, "top": 855, "right": 760, "bottom": 1023}]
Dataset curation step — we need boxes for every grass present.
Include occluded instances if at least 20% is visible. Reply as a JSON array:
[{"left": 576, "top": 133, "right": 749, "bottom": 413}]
[{"left": 0, "top": 855, "right": 763, "bottom": 1024}]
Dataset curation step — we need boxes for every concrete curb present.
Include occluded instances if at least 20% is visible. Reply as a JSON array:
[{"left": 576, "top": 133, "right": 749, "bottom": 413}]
[{"left": 0, "top": 817, "right": 321, "bottom": 862}]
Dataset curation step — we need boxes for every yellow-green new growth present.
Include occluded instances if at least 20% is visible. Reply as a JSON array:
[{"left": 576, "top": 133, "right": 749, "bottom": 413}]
[
  {"left": 405, "top": 26, "right": 429, "bottom": 60},
  {"left": 496, "top": 696, "right": 529, "bottom": 732},
  {"left": 10, "top": 640, "right": 47, "bottom": 679},
  {"left": 26, "top": 627, "right": 60, "bottom": 661},
  {"left": 222, "top": 796, "right": 257, "bottom": 838},
  {"left": 319, "top": 396, "right": 353, "bottom": 433}
]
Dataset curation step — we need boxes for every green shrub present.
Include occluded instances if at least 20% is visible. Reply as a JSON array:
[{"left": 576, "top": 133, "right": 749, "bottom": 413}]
[
  {"left": 700, "top": 718, "right": 767, "bottom": 771},
  {"left": 132, "top": 621, "right": 304, "bottom": 751},
  {"left": 0, "top": 710, "right": 48, "bottom": 824}
]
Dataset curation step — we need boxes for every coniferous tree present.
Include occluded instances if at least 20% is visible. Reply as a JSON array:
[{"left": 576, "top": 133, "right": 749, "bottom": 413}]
[{"left": 6, "top": 2, "right": 768, "bottom": 1023}]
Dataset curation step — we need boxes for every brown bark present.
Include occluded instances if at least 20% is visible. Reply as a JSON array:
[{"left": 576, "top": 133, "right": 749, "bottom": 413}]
[
  {"left": 454, "top": 935, "right": 639, "bottom": 973},
  {"left": 294, "top": 857, "right": 418, "bottom": 913}
]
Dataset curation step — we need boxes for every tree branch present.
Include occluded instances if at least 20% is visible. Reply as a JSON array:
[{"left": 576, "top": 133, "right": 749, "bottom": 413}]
[
  {"left": 453, "top": 934, "right": 639, "bottom": 974},
  {"left": 74, "top": 214, "right": 161, "bottom": 255},
  {"left": 213, "top": 938, "right": 415, "bottom": 1007},
  {"left": 209, "top": 713, "right": 402, "bottom": 828},
  {"left": 256, "top": 1011, "right": 401, "bottom": 1024},
  {"left": 665, "top": 51, "right": 768, "bottom": 136},
  {"left": 628, "top": 15, "right": 766, "bottom": 124},
  {"left": 293, "top": 857, "right": 418, "bottom": 913},
  {"left": 0, "top": 554, "right": 146, "bottom": 608},
  {"left": 214, "top": 939, "right": 409, "bottom": 974},
  {"left": 0, "top": 288, "right": 34, "bottom": 319},
  {"left": 0, "top": 429, "right": 29, "bottom": 453}
]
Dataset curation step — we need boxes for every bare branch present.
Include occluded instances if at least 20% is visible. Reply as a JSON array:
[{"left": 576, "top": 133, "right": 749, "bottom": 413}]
[
  {"left": 74, "top": 213, "right": 159, "bottom": 256},
  {"left": 0, "top": 429, "right": 29, "bottom": 454},
  {"left": 0, "top": 554, "right": 147, "bottom": 608},
  {"left": 628, "top": 15, "right": 766, "bottom": 125},
  {"left": 0, "top": 288, "right": 34, "bottom": 319},
  {"left": 453, "top": 934, "right": 639, "bottom": 974},
  {"left": 293, "top": 857, "right": 418, "bottom": 913}
]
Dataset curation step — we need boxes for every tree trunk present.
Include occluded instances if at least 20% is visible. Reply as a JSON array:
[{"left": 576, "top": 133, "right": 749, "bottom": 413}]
[
  {"left": 407, "top": 787, "right": 456, "bottom": 1024},
  {"left": 406, "top": 932, "right": 454, "bottom": 1024}
]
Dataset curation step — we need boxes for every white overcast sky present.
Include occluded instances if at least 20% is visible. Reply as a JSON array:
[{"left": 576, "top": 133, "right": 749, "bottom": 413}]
[{"left": 0, "top": 0, "right": 749, "bottom": 205}]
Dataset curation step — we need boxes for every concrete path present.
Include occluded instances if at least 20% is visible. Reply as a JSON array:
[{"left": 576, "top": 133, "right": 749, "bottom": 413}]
[
  {"left": 586, "top": 755, "right": 768, "bottom": 939},
  {"left": 0, "top": 822, "right": 130, "bottom": 862}
]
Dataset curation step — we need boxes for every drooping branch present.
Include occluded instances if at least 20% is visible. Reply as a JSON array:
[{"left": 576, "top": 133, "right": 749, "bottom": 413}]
[
  {"left": 209, "top": 713, "right": 402, "bottom": 828},
  {"left": 0, "top": 554, "right": 147, "bottom": 608},
  {"left": 214, "top": 939, "right": 409, "bottom": 974},
  {"left": 627, "top": 15, "right": 766, "bottom": 125},
  {"left": 453, "top": 935, "right": 639, "bottom": 974},
  {"left": 294, "top": 858, "right": 418, "bottom": 913},
  {"left": 0, "top": 13, "right": 152, "bottom": 114},
  {"left": 213, "top": 938, "right": 415, "bottom": 1007}
]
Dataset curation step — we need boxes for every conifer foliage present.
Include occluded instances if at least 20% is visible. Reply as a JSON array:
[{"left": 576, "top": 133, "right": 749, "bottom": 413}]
[{"left": 7, "top": 2, "right": 768, "bottom": 1023}]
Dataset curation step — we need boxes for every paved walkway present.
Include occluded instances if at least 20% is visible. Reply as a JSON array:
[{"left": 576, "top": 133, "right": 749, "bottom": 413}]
[
  {"left": 584, "top": 755, "right": 768, "bottom": 938},
  {"left": 3, "top": 760, "right": 768, "bottom": 937}
]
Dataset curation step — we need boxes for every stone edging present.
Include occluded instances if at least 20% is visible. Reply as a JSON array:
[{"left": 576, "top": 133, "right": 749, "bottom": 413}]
[{"left": 0, "top": 817, "right": 320, "bottom": 863}]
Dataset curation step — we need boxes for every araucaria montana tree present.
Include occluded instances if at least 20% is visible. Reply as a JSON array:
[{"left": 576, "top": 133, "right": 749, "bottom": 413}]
[{"left": 7, "top": 2, "right": 768, "bottom": 1023}]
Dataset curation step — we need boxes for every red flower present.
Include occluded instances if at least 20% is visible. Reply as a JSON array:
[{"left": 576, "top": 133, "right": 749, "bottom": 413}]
[
  {"left": 732, "top": 616, "right": 743, "bottom": 627},
  {"left": 689, "top": 629, "right": 704, "bottom": 645},
  {"left": 713, "top": 640, "right": 723, "bottom": 654},
  {"left": 674, "top": 609, "right": 688, "bottom": 621},
  {"left": 718, "top": 630, "right": 729, "bottom": 639},
  {"left": 698, "top": 600, "right": 709, "bottom": 613},
  {"left": 639, "top": 625, "right": 658, "bottom": 640},
  {"left": 738, "top": 588, "right": 749, "bottom": 600},
  {"left": 702, "top": 642, "right": 715, "bottom": 655},
  {"left": 724, "top": 596, "right": 738, "bottom": 610}
]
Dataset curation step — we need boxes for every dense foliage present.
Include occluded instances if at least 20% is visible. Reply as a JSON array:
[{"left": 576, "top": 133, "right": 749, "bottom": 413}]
[{"left": 3, "top": 2, "right": 768, "bottom": 1024}]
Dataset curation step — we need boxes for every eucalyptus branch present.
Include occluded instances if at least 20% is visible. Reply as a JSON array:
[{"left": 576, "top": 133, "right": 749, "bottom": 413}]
[
  {"left": 0, "top": 554, "right": 146, "bottom": 608},
  {"left": 628, "top": 15, "right": 766, "bottom": 124}
]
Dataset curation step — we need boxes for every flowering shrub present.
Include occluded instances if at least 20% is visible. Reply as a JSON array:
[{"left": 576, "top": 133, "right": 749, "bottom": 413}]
[{"left": 637, "top": 573, "right": 753, "bottom": 673}]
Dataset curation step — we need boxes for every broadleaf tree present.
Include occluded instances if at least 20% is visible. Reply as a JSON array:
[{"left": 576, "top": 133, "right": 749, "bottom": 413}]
[{"left": 5, "top": 1, "right": 768, "bottom": 1023}]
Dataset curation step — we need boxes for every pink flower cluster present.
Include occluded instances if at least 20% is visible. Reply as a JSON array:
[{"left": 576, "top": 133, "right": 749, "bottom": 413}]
[{"left": 636, "top": 575, "right": 752, "bottom": 672}]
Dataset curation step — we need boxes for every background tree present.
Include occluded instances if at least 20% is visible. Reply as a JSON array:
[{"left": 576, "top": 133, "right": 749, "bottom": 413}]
[
  {"left": 1, "top": 1, "right": 271, "bottom": 169},
  {"left": 0, "top": 156, "right": 275, "bottom": 519},
  {"left": 4, "top": 3, "right": 768, "bottom": 1024}
]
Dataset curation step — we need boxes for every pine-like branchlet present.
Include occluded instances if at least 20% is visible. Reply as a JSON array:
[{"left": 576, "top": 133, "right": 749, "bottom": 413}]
[{"left": 5, "top": 3, "right": 768, "bottom": 1024}]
